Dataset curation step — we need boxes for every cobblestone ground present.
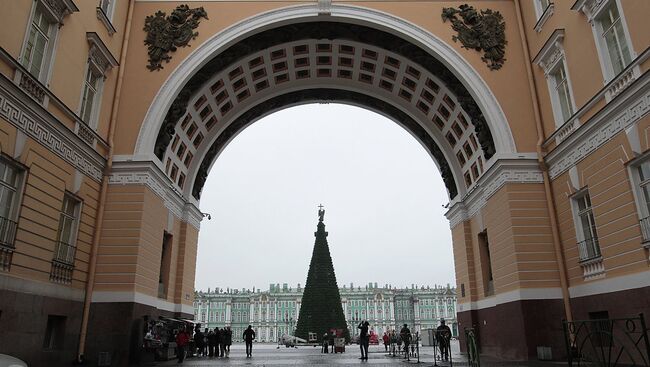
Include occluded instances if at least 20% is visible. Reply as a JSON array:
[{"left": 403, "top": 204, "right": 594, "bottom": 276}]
[{"left": 159, "top": 341, "right": 567, "bottom": 366}]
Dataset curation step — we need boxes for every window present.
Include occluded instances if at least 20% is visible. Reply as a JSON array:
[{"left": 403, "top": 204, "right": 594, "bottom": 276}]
[
  {"left": 97, "top": 0, "right": 118, "bottom": 34},
  {"left": 627, "top": 158, "right": 650, "bottom": 244},
  {"left": 43, "top": 315, "right": 66, "bottom": 350},
  {"left": 158, "top": 232, "right": 172, "bottom": 299},
  {"left": 53, "top": 194, "right": 82, "bottom": 265},
  {"left": 0, "top": 158, "right": 23, "bottom": 252},
  {"left": 22, "top": 5, "right": 56, "bottom": 81},
  {"left": 478, "top": 230, "right": 494, "bottom": 296},
  {"left": 596, "top": 2, "right": 632, "bottom": 77},
  {"left": 572, "top": 191, "right": 602, "bottom": 261},
  {"left": 550, "top": 63, "right": 574, "bottom": 123},
  {"left": 79, "top": 65, "right": 102, "bottom": 125}
]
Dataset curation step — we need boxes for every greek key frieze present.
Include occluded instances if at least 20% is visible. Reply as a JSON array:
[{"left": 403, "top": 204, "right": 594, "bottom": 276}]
[{"left": 0, "top": 87, "right": 104, "bottom": 181}]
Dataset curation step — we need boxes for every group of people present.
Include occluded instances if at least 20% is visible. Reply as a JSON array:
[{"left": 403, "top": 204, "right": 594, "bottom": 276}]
[
  {"left": 173, "top": 324, "right": 257, "bottom": 363},
  {"left": 193, "top": 326, "right": 233, "bottom": 358},
  {"left": 361, "top": 319, "right": 453, "bottom": 362}
]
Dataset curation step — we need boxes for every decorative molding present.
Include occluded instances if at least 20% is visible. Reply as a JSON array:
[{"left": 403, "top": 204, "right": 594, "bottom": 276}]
[
  {"left": 18, "top": 71, "right": 46, "bottom": 104},
  {"left": 86, "top": 32, "right": 119, "bottom": 76},
  {"left": 135, "top": 4, "right": 516, "bottom": 167},
  {"left": 441, "top": 4, "right": 507, "bottom": 70},
  {"left": 0, "top": 75, "right": 105, "bottom": 182},
  {"left": 572, "top": 0, "right": 608, "bottom": 23},
  {"left": 546, "top": 71, "right": 650, "bottom": 179},
  {"left": 317, "top": 0, "right": 331, "bottom": 15},
  {"left": 568, "top": 269, "right": 650, "bottom": 298},
  {"left": 457, "top": 287, "right": 563, "bottom": 312},
  {"left": 92, "top": 291, "right": 194, "bottom": 315},
  {"left": 580, "top": 256, "right": 605, "bottom": 281},
  {"left": 533, "top": 29, "right": 565, "bottom": 76},
  {"left": 42, "top": 0, "right": 79, "bottom": 25},
  {"left": 108, "top": 160, "right": 203, "bottom": 230},
  {"left": 534, "top": 3, "right": 554, "bottom": 33},
  {"left": 446, "top": 159, "right": 544, "bottom": 227},
  {"left": 96, "top": 6, "right": 117, "bottom": 35},
  {"left": 143, "top": 5, "right": 208, "bottom": 71}
]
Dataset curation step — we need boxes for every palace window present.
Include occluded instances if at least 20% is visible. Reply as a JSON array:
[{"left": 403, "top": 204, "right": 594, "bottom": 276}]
[
  {"left": 0, "top": 157, "right": 25, "bottom": 271},
  {"left": 478, "top": 230, "right": 494, "bottom": 296},
  {"left": 79, "top": 65, "right": 102, "bottom": 125},
  {"left": 533, "top": 0, "right": 554, "bottom": 32},
  {"left": 572, "top": 190, "right": 601, "bottom": 261},
  {"left": 573, "top": 0, "right": 634, "bottom": 82},
  {"left": 21, "top": 5, "right": 57, "bottom": 82},
  {"left": 627, "top": 157, "right": 650, "bottom": 246},
  {"left": 53, "top": 194, "right": 82, "bottom": 265},
  {"left": 595, "top": 2, "right": 632, "bottom": 78},
  {"left": 550, "top": 63, "right": 574, "bottom": 124}
]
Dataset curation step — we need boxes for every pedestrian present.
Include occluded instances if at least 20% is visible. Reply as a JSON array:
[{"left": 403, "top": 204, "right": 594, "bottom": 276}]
[
  {"left": 322, "top": 332, "right": 329, "bottom": 353},
  {"left": 243, "top": 325, "right": 256, "bottom": 357},
  {"left": 214, "top": 327, "right": 222, "bottom": 357},
  {"left": 194, "top": 328, "right": 204, "bottom": 358},
  {"left": 357, "top": 320, "right": 370, "bottom": 360},
  {"left": 436, "top": 318, "right": 452, "bottom": 361},
  {"left": 400, "top": 324, "right": 412, "bottom": 361},
  {"left": 224, "top": 326, "right": 232, "bottom": 357},
  {"left": 390, "top": 330, "right": 398, "bottom": 356},
  {"left": 382, "top": 332, "right": 389, "bottom": 352},
  {"left": 207, "top": 328, "right": 216, "bottom": 357},
  {"left": 175, "top": 326, "right": 190, "bottom": 363}
]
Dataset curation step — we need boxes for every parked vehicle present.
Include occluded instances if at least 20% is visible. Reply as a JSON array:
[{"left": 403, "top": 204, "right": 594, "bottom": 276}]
[{"left": 0, "top": 354, "right": 28, "bottom": 367}]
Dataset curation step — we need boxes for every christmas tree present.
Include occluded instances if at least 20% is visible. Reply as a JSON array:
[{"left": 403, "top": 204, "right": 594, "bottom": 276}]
[{"left": 295, "top": 205, "right": 350, "bottom": 343}]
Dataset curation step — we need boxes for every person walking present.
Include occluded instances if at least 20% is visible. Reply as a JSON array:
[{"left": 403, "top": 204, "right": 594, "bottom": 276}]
[
  {"left": 358, "top": 321, "right": 370, "bottom": 360},
  {"left": 215, "top": 327, "right": 223, "bottom": 357},
  {"left": 436, "top": 319, "right": 452, "bottom": 361},
  {"left": 224, "top": 326, "right": 232, "bottom": 358},
  {"left": 175, "top": 327, "right": 190, "bottom": 364},
  {"left": 400, "top": 324, "right": 412, "bottom": 361},
  {"left": 382, "top": 332, "right": 389, "bottom": 352},
  {"left": 243, "top": 325, "right": 256, "bottom": 357}
]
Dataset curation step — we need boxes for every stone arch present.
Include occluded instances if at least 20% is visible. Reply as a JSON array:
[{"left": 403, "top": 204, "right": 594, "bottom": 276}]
[{"left": 134, "top": 4, "right": 516, "bottom": 202}]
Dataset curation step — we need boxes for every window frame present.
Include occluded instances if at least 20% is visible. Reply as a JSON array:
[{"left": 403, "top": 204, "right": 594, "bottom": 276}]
[
  {"left": 570, "top": 189, "right": 602, "bottom": 262},
  {"left": 78, "top": 60, "right": 104, "bottom": 128},
  {"left": 547, "top": 59, "right": 576, "bottom": 126},
  {"left": 19, "top": 1, "right": 61, "bottom": 84},
  {"left": 533, "top": 0, "right": 554, "bottom": 32},
  {"left": 0, "top": 156, "right": 26, "bottom": 256},
  {"left": 587, "top": 0, "right": 635, "bottom": 82},
  {"left": 53, "top": 193, "right": 82, "bottom": 265},
  {"left": 626, "top": 153, "right": 650, "bottom": 246}
]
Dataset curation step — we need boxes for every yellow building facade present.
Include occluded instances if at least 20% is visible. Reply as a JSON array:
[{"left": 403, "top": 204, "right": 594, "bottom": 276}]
[{"left": 0, "top": 0, "right": 648, "bottom": 365}]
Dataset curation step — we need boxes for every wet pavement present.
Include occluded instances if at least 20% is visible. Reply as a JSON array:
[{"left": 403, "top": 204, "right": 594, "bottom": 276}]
[{"left": 159, "top": 341, "right": 568, "bottom": 366}]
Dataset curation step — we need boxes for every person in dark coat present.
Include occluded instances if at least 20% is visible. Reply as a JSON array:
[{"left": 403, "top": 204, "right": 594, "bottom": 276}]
[
  {"left": 400, "top": 324, "right": 412, "bottom": 361},
  {"left": 358, "top": 321, "right": 370, "bottom": 360},
  {"left": 224, "top": 326, "right": 233, "bottom": 357},
  {"left": 207, "top": 329, "right": 216, "bottom": 357},
  {"left": 436, "top": 319, "right": 452, "bottom": 361},
  {"left": 243, "top": 325, "right": 256, "bottom": 357},
  {"left": 215, "top": 328, "right": 223, "bottom": 357},
  {"left": 194, "top": 328, "right": 204, "bottom": 358}
]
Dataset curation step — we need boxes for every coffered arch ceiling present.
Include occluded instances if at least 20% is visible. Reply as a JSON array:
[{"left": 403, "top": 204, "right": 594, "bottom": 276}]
[{"left": 149, "top": 21, "right": 511, "bottom": 202}]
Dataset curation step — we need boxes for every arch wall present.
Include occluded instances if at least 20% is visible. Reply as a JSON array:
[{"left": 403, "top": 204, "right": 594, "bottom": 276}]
[{"left": 91, "top": 1, "right": 562, "bottom": 363}]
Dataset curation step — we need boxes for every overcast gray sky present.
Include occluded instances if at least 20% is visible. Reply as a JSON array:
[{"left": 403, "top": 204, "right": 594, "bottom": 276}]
[{"left": 195, "top": 104, "right": 455, "bottom": 292}]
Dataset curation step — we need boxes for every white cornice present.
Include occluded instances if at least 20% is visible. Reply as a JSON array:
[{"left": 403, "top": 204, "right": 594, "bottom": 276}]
[
  {"left": 457, "top": 287, "right": 563, "bottom": 312},
  {"left": 572, "top": 0, "right": 608, "bottom": 23},
  {"left": 533, "top": 29, "right": 565, "bottom": 76},
  {"left": 0, "top": 74, "right": 105, "bottom": 181},
  {"left": 92, "top": 291, "right": 194, "bottom": 315},
  {"left": 86, "top": 32, "right": 119, "bottom": 75},
  {"left": 109, "top": 160, "right": 203, "bottom": 229},
  {"left": 445, "top": 158, "right": 544, "bottom": 228},
  {"left": 546, "top": 71, "right": 650, "bottom": 179}
]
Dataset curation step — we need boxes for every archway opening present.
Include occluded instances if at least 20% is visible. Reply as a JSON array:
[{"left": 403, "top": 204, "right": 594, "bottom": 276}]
[{"left": 193, "top": 103, "right": 457, "bottom": 340}]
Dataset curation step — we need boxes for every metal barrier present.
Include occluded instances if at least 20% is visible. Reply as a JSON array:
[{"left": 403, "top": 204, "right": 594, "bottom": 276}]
[
  {"left": 464, "top": 328, "right": 480, "bottom": 367},
  {"left": 563, "top": 314, "right": 650, "bottom": 366},
  {"left": 430, "top": 329, "right": 453, "bottom": 366}
]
